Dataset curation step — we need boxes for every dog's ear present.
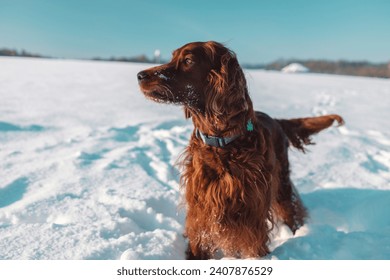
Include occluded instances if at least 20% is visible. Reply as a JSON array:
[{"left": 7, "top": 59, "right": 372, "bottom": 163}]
[
  {"left": 184, "top": 107, "right": 192, "bottom": 119},
  {"left": 205, "top": 50, "right": 249, "bottom": 119}
]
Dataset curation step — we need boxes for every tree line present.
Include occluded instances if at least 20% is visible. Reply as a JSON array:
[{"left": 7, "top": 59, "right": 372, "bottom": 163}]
[
  {"left": 2, "top": 48, "right": 389, "bottom": 78},
  {"left": 244, "top": 59, "right": 390, "bottom": 79}
]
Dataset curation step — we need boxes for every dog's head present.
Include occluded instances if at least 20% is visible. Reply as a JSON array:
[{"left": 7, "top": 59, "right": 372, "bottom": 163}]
[{"left": 137, "top": 41, "right": 249, "bottom": 120}]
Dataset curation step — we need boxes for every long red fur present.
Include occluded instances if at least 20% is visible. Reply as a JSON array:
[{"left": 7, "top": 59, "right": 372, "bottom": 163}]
[{"left": 137, "top": 41, "right": 344, "bottom": 259}]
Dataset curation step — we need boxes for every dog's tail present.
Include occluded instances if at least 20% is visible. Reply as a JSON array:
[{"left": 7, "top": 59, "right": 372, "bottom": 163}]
[{"left": 277, "top": 114, "right": 344, "bottom": 152}]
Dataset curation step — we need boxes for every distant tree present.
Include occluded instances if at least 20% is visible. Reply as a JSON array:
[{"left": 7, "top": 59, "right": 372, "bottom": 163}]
[
  {"left": 0, "top": 48, "right": 44, "bottom": 58},
  {"left": 260, "top": 59, "right": 389, "bottom": 78}
]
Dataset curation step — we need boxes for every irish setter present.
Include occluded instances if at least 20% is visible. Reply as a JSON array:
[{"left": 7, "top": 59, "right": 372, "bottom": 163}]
[{"left": 137, "top": 41, "right": 343, "bottom": 259}]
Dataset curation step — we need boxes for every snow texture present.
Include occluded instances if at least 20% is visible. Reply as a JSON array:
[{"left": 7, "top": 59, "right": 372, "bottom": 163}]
[{"left": 0, "top": 57, "right": 389, "bottom": 259}]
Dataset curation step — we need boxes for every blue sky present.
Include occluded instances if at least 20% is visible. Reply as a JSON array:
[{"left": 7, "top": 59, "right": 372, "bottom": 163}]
[{"left": 1, "top": 0, "right": 389, "bottom": 63}]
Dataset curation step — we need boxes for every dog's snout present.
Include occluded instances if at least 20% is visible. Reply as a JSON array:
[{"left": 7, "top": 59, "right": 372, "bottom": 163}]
[{"left": 137, "top": 71, "right": 149, "bottom": 82}]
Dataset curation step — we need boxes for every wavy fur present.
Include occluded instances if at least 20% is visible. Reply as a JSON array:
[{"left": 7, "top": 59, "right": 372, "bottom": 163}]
[{"left": 137, "top": 41, "right": 344, "bottom": 259}]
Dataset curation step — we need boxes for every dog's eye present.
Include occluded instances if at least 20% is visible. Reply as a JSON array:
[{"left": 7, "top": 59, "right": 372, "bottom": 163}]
[{"left": 184, "top": 58, "right": 194, "bottom": 66}]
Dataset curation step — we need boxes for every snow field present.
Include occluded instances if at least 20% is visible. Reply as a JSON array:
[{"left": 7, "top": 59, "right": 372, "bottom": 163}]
[{"left": 0, "top": 57, "right": 389, "bottom": 259}]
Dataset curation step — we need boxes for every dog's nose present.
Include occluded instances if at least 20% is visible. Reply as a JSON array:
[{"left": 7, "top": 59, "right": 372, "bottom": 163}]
[{"left": 137, "top": 71, "right": 149, "bottom": 82}]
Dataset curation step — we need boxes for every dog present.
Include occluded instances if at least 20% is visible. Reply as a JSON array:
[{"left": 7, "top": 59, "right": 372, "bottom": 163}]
[{"left": 137, "top": 41, "right": 344, "bottom": 259}]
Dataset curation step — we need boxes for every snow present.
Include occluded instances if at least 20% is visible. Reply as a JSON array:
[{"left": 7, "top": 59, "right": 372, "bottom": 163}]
[
  {"left": 282, "top": 63, "right": 309, "bottom": 73},
  {"left": 0, "top": 57, "right": 389, "bottom": 260}
]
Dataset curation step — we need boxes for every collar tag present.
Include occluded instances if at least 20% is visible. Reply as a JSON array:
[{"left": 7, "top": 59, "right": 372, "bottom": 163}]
[{"left": 246, "top": 119, "right": 254, "bottom": 132}]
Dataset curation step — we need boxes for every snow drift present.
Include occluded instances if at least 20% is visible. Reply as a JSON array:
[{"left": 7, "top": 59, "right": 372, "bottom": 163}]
[{"left": 282, "top": 63, "right": 309, "bottom": 73}]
